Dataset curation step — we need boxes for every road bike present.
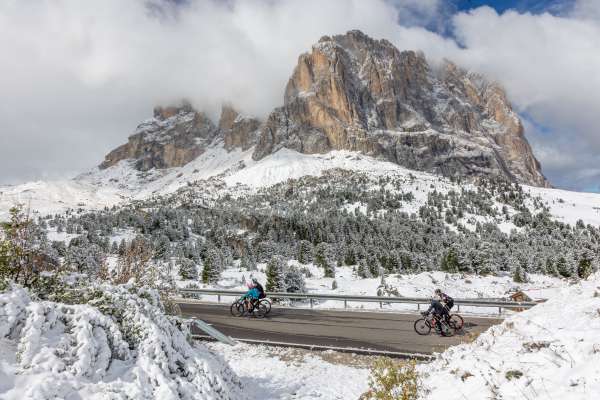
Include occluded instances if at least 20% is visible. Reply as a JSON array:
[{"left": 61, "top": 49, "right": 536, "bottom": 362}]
[{"left": 413, "top": 311, "right": 455, "bottom": 337}]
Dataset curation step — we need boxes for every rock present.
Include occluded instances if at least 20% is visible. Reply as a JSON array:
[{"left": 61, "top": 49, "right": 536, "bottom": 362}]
[
  {"left": 218, "top": 105, "right": 261, "bottom": 152},
  {"left": 253, "top": 30, "right": 548, "bottom": 187},
  {"left": 100, "top": 101, "right": 219, "bottom": 171},
  {"left": 100, "top": 30, "right": 549, "bottom": 187}
]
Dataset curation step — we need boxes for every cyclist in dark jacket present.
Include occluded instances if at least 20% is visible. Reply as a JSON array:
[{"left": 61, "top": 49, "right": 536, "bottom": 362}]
[{"left": 435, "top": 289, "right": 454, "bottom": 312}]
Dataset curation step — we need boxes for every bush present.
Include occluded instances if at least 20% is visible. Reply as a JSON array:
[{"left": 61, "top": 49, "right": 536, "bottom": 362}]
[{"left": 360, "top": 358, "right": 421, "bottom": 400}]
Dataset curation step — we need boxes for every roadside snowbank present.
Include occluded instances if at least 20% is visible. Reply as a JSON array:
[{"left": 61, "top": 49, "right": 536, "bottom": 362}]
[
  {"left": 206, "top": 342, "right": 370, "bottom": 400},
  {"left": 0, "top": 284, "right": 244, "bottom": 400},
  {"left": 419, "top": 275, "right": 600, "bottom": 399}
]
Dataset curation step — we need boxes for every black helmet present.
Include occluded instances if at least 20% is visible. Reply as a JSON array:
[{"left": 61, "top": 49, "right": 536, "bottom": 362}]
[
  {"left": 434, "top": 288, "right": 442, "bottom": 295},
  {"left": 251, "top": 277, "right": 259, "bottom": 284}
]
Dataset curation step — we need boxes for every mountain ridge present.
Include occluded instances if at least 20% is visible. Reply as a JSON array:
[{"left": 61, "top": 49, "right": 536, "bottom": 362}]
[{"left": 98, "top": 30, "right": 548, "bottom": 187}]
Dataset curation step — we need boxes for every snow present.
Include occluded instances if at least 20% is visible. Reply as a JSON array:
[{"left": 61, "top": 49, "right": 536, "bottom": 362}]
[
  {"left": 0, "top": 284, "right": 244, "bottom": 400},
  {"left": 205, "top": 342, "right": 371, "bottom": 400},
  {"left": 2, "top": 146, "right": 600, "bottom": 232},
  {"left": 419, "top": 274, "right": 600, "bottom": 399},
  {"left": 526, "top": 184, "right": 600, "bottom": 227}
]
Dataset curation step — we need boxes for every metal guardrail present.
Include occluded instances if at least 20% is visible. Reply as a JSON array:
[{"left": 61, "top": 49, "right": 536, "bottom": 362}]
[{"left": 178, "top": 288, "right": 542, "bottom": 314}]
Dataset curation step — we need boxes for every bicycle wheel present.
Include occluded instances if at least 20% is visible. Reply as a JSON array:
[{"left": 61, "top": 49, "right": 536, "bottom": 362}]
[
  {"left": 260, "top": 299, "right": 272, "bottom": 314},
  {"left": 255, "top": 302, "right": 269, "bottom": 318},
  {"left": 414, "top": 318, "right": 431, "bottom": 335},
  {"left": 439, "top": 321, "right": 454, "bottom": 337},
  {"left": 448, "top": 314, "right": 464, "bottom": 330},
  {"left": 230, "top": 301, "right": 244, "bottom": 317}
]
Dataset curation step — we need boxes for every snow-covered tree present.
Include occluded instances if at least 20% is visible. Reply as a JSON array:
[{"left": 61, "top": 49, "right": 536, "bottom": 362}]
[
  {"left": 201, "top": 248, "right": 221, "bottom": 284},
  {"left": 265, "top": 255, "right": 286, "bottom": 292},
  {"left": 178, "top": 258, "right": 197, "bottom": 280},
  {"left": 284, "top": 265, "right": 306, "bottom": 293},
  {"left": 314, "top": 242, "right": 335, "bottom": 278}
]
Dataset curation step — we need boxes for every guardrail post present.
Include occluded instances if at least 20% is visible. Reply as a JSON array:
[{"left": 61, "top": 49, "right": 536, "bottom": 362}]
[
  {"left": 379, "top": 301, "right": 383, "bottom": 308},
  {"left": 457, "top": 305, "right": 460, "bottom": 312},
  {"left": 498, "top": 306, "right": 502, "bottom": 315},
  {"left": 344, "top": 300, "right": 347, "bottom": 309},
  {"left": 310, "top": 298, "right": 313, "bottom": 308},
  {"left": 417, "top": 303, "right": 420, "bottom": 311},
  {"left": 217, "top": 295, "right": 221, "bottom": 303}
]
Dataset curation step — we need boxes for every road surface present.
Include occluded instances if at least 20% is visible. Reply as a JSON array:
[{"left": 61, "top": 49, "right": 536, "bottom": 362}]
[{"left": 178, "top": 302, "right": 501, "bottom": 355}]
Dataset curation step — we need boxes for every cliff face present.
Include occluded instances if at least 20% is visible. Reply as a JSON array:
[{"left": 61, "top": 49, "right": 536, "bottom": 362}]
[
  {"left": 99, "top": 103, "right": 260, "bottom": 171},
  {"left": 100, "top": 30, "right": 547, "bottom": 187},
  {"left": 253, "top": 30, "right": 547, "bottom": 187}
]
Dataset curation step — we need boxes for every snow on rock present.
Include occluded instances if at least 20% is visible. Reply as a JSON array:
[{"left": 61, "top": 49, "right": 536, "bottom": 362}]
[
  {"left": 0, "top": 284, "right": 244, "bottom": 400},
  {"left": 419, "top": 275, "right": 600, "bottom": 399}
]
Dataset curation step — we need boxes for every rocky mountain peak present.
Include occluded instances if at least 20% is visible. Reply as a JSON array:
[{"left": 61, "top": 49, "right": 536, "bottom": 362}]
[
  {"left": 255, "top": 30, "right": 548, "bottom": 187},
  {"left": 99, "top": 30, "right": 548, "bottom": 187},
  {"left": 100, "top": 101, "right": 218, "bottom": 171},
  {"left": 100, "top": 102, "right": 261, "bottom": 171}
]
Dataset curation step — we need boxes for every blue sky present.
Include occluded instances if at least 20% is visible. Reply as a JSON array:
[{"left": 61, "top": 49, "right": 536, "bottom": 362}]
[{"left": 453, "top": 0, "right": 573, "bottom": 14}]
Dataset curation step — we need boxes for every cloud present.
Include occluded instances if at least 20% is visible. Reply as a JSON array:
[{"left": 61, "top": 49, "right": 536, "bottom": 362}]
[
  {"left": 0, "top": 0, "right": 599, "bottom": 192},
  {"left": 0, "top": 0, "right": 456, "bottom": 184},
  {"left": 447, "top": 3, "right": 600, "bottom": 190}
]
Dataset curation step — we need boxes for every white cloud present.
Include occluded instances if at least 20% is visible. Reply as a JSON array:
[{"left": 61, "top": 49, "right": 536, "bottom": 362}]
[
  {"left": 446, "top": 3, "right": 600, "bottom": 190},
  {"left": 0, "top": 0, "right": 599, "bottom": 191}
]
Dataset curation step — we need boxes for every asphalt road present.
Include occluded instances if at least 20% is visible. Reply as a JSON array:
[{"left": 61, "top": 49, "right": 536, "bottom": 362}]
[{"left": 178, "top": 302, "right": 501, "bottom": 355}]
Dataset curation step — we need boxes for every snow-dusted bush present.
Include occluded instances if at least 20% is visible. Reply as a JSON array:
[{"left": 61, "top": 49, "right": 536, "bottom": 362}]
[
  {"left": 0, "top": 283, "right": 244, "bottom": 399},
  {"left": 360, "top": 358, "right": 420, "bottom": 400}
]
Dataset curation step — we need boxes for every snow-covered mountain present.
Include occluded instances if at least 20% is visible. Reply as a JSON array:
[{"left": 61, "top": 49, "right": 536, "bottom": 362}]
[{"left": 99, "top": 30, "right": 547, "bottom": 186}]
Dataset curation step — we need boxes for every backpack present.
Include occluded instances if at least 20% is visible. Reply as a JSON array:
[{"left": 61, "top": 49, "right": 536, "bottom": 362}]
[
  {"left": 256, "top": 283, "right": 266, "bottom": 299},
  {"left": 444, "top": 295, "right": 454, "bottom": 309}
]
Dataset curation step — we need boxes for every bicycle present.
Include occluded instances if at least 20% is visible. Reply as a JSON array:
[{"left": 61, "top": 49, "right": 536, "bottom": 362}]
[
  {"left": 230, "top": 297, "right": 271, "bottom": 318},
  {"left": 414, "top": 311, "right": 455, "bottom": 337}
]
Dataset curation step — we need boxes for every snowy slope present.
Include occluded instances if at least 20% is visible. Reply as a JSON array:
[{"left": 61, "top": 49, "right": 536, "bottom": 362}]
[
  {"left": 2, "top": 146, "right": 600, "bottom": 229},
  {"left": 419, "top": 274, "right": 600, "bottom": 399}
]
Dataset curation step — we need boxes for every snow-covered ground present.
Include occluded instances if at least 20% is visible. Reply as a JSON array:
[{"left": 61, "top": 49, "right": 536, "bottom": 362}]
[
  {"left": 419, "top": 273, "right": 600, "bottom": 399},
  {"left": 205, "top": 343, "right": 371, "bottom": 400},
  {"left": 2, "top": 147, "right": 600, "bottom": 231},
  {"left": 183, "top": 264, "right": 568, "bottom": 315},
  {"left": 197, "top": 273, "right": 600, "bottom": 400}
]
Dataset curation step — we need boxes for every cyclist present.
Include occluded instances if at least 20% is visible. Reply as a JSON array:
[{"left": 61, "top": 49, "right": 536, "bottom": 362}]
[
  {"left": 435, "top": 288, "right": 454, "bottom": 320},
  {"left": 252, "top": 277, "right": 266, "bottom": 299},
  {"left": 242, "top": 281, "right": 261, "bottom": 312}
]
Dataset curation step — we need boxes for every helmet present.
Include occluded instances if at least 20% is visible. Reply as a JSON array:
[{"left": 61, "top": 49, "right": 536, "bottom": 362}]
[
  {"left": 434, "top": 288, "right": 442, "bottom": 295},
  {"left": 251, "top": 277, "right": 259, "bottom": 284}
]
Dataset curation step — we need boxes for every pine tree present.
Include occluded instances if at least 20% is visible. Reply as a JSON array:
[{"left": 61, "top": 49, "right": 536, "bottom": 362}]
[
  {"left": 556, "top": 255, "right": 573, "bottom": 278},
  {"left": 178, "top": 258, "right": 197, "bottom": 280},
  {"left": 314, "top": 242, "right": 335, "bottom": 278},
  {"left": 512, "top": 263, "right": 528, "bottom": 283},
  {"left": 441, "top": 247, "right": 460, "bottom": 273},
  {"left": 577, "top": 250, "right": 594, "bottom": 279},
  {"left": 356, "top": 258, "right": 371, "bottom": 278},
  {"left": 201, "top": 248, "right": 221, "bottom": 284},
  {"left": 284, "top": 265, "right": 306, "bottom": 293},
  {"left": 297, "top": 240, "right": 313, "bottom": 264},
  {"left": 265, "top": 255, "right": 286, "bottom": 292}
]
